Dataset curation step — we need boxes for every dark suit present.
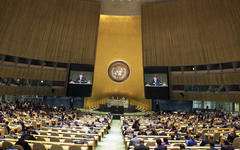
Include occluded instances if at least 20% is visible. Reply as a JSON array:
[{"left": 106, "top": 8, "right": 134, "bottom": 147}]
[
  {"left": 151, "top": 79, "right": 162, "bottom": 86},
  {"left": 22, "top": 133, "right": 36, "bottom": 140},
  {"left": 138, "top": 131, "right": 147, "bottom": 135},
  {"left": 5, "top": 125, "right": 11, "bottom": 134},
  {"left": 200, "top": 139, "right": 210, "bottom": 146},
  {"left": 134, "top": 145, "right": 149, "bottom": 150},
  {"left": 154, "top": 146, "right": 167, "bottom": 150},
  {"left": 221, "top": 145, "right": 234, "bottom": 150},
  {"left": 208, "top": 148, "right": 217, "bottom": 150},
  {"left": 16, "top": 139, "right": 31, "bottom": 150},
  {"left": 76, "top": 77, "right": 87, "bottom": 83}
]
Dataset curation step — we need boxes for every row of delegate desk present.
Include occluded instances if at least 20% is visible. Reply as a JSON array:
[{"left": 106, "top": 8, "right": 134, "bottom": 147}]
[
  {"left": 121, "top": 116, "right": 240, "bottom": 150},
  {"left": 0, "top": 111, "right": 112, "bottom": 150}
]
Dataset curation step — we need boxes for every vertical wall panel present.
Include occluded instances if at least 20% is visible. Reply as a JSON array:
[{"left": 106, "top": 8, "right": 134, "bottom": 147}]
[
  {"left": 142, "top": 0, "right": 240, "bottom": 66},
  {"left": 0, "top": 0, "right": 100, "bottom": 64},
  {"left": 171, "top": 92, "right": 240, "bottom": 102},
  {"left": 0, "top": 66, "right": 67, "bottom": 81},
  {"left": 170, "top": 72, "right": 240, "bottom": 85}
]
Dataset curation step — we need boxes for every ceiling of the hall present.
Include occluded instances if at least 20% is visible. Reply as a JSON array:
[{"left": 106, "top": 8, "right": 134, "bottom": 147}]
[{"left": 90, "top": 0, "right": 176, "bottom": 15}]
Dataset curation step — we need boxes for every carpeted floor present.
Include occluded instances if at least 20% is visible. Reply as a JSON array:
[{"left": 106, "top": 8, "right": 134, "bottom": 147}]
[{"left": 96, "top": 119, "right": 125, "bottom": 150}]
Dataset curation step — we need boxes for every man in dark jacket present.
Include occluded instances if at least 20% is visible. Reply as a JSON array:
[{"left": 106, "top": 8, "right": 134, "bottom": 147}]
[
  {"left": 134, "top": 139, "right": 149, "bottom": 150},
  {"left": 21, "top": 130, "right": 36, "bottom": 141},
  {"left": 221, "top": 141, "right": 234, "bottom": 150},
  {"left": 200, "top": 135, "right": 210, "bottom": 146},
  {"left": 227, "top": 131, "right": 238, "bottom": 143},
  {"left": 15, "top": 136, "right": 31, "bottom": 150},
  {"left": 154, "top": 139, "right": 167, "bottom": 150},
  {"left": 207, "top": 142, "right": 217, "bottom": 150}
]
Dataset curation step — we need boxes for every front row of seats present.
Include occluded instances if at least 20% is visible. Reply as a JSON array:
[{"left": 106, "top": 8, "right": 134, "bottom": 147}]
[{"left": 2, "top": 141, "right": 82, "bottom": 150}]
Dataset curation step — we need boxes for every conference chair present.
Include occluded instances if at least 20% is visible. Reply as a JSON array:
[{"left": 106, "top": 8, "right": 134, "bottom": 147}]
[
  {"left": 42, "top": 127, "right": 48, "bottom": 131},
  {"left": 50, "top": 137, "right": 60, "bottom": 142},
  {"left": 64, "top": 139, "right": 73, "bottom": 143},
  {"left": 173, "top": 143, "right": 182, "bottom": 146},
  {"left": 51, "top": 133, "right": 59, "bottom": 136},
  {"left": 40, "top": 132, "right": 48, "bottom": 135},
  {"left": 213, "top": 133, "right": 220, "bottom": 143},
  {"left": 63, "top": 134, "right": 71, "bottom": 137},
  {"left": 50, "top": 145, "right": 63, "bottom": 150},
  {"left": 61, "top": 130, "right": 68, "bottom": 133},
  {"left": 2, "top": 141, "right": 13, "bottom": 149},
  {"left": 200, "top": 130, "right": 207, "bottom": 139},
  {"left": 36, "top": 137, "right": 46, "bottom": 141},
  {"left": 232, "top": 137, "right": 240, "bottom": 149},
  {"left": 75, "top": 135, "right": 83, "bottom": 138},
  {"left": 42, "top": 120, "right": 46, "bottom": 127},
  {"left": 33, "top": 143, "right": 46, "bottom": 150},
  {"left": 73, "top": 130, "right": 78, "bottom": 133},
  {"left": 32, "top": 121, "right": 38, "bottom": 129},
  {"left": 52, "top": 129, "right": 58, "bottom": 132},
  {"left": 68, "top": 146, "right": 81, "bottom": 150},
  {"left": 146, "top": 142, "right": 156, "bottom": 147},
  {"left": 4, "top": 127, "right": 9, "bottom": 135},
  {"left": 12, "top": 145, "right": 24, "bottom": 150}
]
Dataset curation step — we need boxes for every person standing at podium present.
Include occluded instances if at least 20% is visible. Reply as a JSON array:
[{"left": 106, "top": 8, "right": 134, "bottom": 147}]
[
  {"left": 151, "top": 75, "right": 162, "bottom": 86},
  {"left": 76, "top": 73, "right": 87, "bottom": 83}
]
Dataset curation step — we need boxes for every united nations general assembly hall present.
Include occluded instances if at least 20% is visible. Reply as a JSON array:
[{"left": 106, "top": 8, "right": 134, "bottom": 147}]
[{"left": 0, "top": 0, "right": 240, "bottom": 150}]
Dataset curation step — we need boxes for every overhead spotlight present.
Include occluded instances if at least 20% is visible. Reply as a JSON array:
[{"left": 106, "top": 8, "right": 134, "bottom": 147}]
[{"left": 40, "top": 80, "right": 44, "bottom": 83}]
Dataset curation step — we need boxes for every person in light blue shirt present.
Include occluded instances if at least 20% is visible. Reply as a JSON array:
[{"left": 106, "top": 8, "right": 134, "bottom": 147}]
[
  {"left": 187, "top": 136, "right": 197, "bottom": 146},
  {"left": 129, "top": 134, "right": 140, "bottom": 146}
]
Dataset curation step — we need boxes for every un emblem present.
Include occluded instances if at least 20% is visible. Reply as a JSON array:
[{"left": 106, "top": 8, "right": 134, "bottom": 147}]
[{"left": 108, "top": 61, "right": 130, "bottom": 82}]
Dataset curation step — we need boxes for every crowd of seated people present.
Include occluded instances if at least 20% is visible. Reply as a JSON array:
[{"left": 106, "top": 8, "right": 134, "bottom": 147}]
[
  {"left": 0, "top": 98, "right": 74, "bottom": 112},
  {"left": 121, "top": 110, "right": 240, "bottom": 150},
  {"left": 0, "top": 99, "right": 112, "bottom": 150},
  {"left": 0, "top": 99, "right": 46, "bottom": 111}
]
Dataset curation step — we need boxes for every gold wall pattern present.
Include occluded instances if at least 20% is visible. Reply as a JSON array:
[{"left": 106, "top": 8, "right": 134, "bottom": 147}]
[
  {"left": 142, "top": 0, "right": 240, "bottom": 66},
  {"left": 0, "top": 87, "right": 65, "bottom": 96},
  {"left": 84, "top": 15, "right": 151, "bottom": 111},
  {"left": 170, "top": 72, "right": 240, "bottom": 85},
  {"left": 0, "top": 65, "right": 67, "bottom": 82},
  {"left": 0, "top": 0, "right": 100, "bottom": 64},
  {"left": 171, "top": 92, "right": 240, "bottom": 103}
]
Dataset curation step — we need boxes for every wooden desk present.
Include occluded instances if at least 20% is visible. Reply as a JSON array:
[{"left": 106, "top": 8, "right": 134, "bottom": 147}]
[
  {"left": 41, "top": 126, "right": 106, "bottom": 138},
  {"left": 34, "top": 134, "right": 97, "bottom": 147},
  {"left": 38, "top": 130, "right": 100, "bottom": 141},
  {"left": 0, "top": 138, "right": 90, "bottom": 150}
]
